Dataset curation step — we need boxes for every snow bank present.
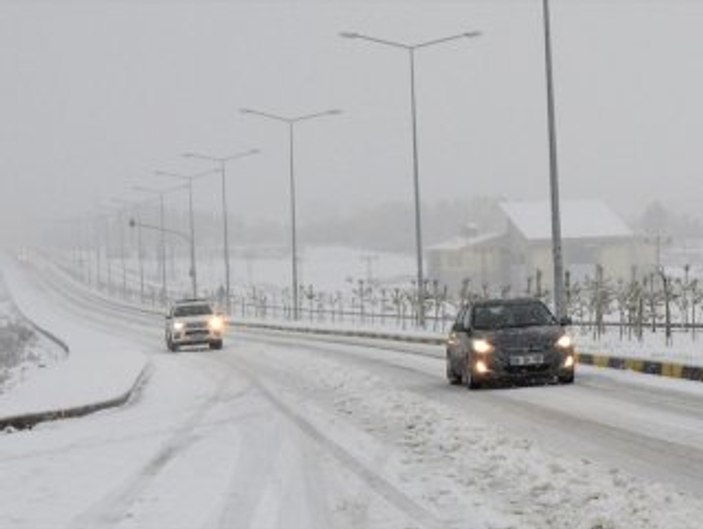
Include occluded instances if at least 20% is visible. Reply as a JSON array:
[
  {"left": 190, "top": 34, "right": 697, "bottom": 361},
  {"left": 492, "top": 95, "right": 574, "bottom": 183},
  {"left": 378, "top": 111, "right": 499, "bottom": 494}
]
[{"left": 0, "top": 256, "right": 149, "bottom": 427}]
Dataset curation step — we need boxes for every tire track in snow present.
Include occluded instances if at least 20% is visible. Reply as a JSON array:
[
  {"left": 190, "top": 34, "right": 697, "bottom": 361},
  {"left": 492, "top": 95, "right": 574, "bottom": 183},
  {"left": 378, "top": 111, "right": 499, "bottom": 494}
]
[
  {"left": 245, "top": 330, "right": 703, "bottom": 498},
  {"left": 210, "top": 352, "right": 451, "bottom": 529},
  {"left": 201, "top": 406, "right": 333, "bottom": 529},
  {"left": 66, "top": 374, "right": 248, "bottom": 529}
]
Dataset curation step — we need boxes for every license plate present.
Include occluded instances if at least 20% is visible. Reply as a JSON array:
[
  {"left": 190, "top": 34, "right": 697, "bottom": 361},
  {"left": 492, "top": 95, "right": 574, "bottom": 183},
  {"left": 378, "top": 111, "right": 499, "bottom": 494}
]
[{"left": 510, "top": 354, "right": 544, "bottom": 366}]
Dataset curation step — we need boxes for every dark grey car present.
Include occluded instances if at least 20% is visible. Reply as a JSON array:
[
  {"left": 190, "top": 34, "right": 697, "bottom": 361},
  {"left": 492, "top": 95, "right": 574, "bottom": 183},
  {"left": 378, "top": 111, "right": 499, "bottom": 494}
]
[{"left": 446, "top": 298, "right": 575, "bottom": 389}]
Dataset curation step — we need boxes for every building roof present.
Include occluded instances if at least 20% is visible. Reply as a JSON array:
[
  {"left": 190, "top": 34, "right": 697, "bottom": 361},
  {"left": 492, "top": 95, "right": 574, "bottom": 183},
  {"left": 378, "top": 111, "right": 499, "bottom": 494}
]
[
  {"left": 500, "top": 200, "right": 632, "bottom": 241},
  {"left": 427, "top": 232, "right": 503, "bottom": 251}
]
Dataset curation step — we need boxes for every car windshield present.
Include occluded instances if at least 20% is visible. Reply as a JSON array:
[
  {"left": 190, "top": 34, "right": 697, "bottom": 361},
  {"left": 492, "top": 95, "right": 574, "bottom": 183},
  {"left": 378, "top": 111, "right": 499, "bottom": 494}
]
[
  {"left": 472, "top": 301, "right": 557, "bottom": 330},
  {"left": 173, "top": 304, "right": 213, "bottom": 317}
]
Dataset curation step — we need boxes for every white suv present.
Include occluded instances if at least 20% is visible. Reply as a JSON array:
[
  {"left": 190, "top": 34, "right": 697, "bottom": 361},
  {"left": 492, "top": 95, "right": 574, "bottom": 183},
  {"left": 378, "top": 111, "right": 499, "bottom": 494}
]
[{"left": 165, "top": 299, "right": 225, "bottom": 351}]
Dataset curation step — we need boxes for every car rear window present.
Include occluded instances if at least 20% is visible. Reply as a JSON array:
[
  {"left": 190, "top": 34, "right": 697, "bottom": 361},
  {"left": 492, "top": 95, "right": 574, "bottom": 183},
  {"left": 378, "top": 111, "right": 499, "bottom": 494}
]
[{"left": 173, "top": 304, "right": 213, "bottom": 317}]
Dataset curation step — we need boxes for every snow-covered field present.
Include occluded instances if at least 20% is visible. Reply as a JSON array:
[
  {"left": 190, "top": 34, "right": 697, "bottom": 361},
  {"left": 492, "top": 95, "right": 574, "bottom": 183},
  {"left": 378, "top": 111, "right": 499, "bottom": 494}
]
[
  {"left": 68, "top": 245, "right": 416, "bottom": 300},
  {"left": 2, "top": 254, "right": 703, "bottom": 528}
]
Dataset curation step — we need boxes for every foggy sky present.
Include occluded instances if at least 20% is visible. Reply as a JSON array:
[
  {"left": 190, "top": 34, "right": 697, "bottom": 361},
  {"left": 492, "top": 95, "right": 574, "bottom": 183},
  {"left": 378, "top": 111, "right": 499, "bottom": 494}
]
[{"left": 2, "top": 0, "right": 703, "bottom": 246}]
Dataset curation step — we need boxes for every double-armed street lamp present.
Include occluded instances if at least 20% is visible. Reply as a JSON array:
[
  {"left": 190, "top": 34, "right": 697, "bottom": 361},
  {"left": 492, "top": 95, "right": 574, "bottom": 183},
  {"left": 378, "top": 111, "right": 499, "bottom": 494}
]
[
  {"left": 89, "top": 211, "right": 114, "bottom": 294},
  {"left": 154, "top": 168, "right": 217, "bottom": 299},
  {"left": 182, "top": 148, "right": 260, "bottom": 314},
  {"left": 240, "top": 107, "right": 341, "bottom": 320},
  {"left": 126, "top": 197, "right": 193, "bottom": 304},
  {"left": 113, "top": 196, "right": 150, "bottom": 303},
  {"left": 92, "top": 212, "right": 112, "bottom": 294},
  {"left": 89, "top": 214, "right": 102, "bottom": 289},
  {"left": 340, "top": 30, "right": 481, "bottom": 328},
  {"left": 132, "top": 184, "right": 184, "bottom": 305},
  {"left": 105, "top": 200, "right": 130, "bottom": 299}
]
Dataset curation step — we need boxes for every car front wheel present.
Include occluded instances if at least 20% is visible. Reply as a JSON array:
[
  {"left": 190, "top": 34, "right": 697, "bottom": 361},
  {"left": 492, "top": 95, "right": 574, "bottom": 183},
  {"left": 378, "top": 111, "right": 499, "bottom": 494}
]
[
  {"left": 446, "top": 354, "right": 462, "bottom": 385},
  {"left": 559, "top": 370, "right": 575, "bottom": 384},
  {"left": 462, "top": 359, "right": 482, "bottom": 390},
  {"left": 165, "top": 334, "right": 176, "bottom": 352}
]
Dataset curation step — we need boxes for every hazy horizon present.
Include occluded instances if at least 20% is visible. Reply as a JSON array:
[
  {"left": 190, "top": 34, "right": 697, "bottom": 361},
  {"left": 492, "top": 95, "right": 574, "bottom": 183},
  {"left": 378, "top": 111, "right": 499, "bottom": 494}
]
[{"left": 2, "top": 0, "right": 703, "bottom": 247}]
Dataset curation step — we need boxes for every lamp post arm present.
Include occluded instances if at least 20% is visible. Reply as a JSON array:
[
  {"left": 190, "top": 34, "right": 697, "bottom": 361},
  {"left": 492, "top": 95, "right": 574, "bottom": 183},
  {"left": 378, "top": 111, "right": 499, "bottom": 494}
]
[
  {"left": 183, "top": 149, "right": 260, "bottom": 165},
  {"left": 341, "top": 32, "right": 410, "bottom": 50},
  {"left": 154, "top": 168, "right": 217, "bottom": 182},
  {"left": 293, "top": 109, "right": 342, "bottom": 123},
  {"left": 222, "top": 148, "right": 260, "bottom": 162},
  {"left": 240, "top": 108, "right": 291, "bottom": 123},
  {"left": 242, "top": 107, "right": 340, "bottom": 124},
  {"left": 129, "top": 220, "right": 191, "bottom": 244},
  {"left": 414, "top": 31, "right": 481, "bottom": 49}
]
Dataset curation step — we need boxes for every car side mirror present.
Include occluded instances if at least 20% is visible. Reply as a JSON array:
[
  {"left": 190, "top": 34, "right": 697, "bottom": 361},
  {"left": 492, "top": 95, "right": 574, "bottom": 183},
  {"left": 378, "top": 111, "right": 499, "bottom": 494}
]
[{"left": 559, "top": 316, "right": 572, "bottom": 326}]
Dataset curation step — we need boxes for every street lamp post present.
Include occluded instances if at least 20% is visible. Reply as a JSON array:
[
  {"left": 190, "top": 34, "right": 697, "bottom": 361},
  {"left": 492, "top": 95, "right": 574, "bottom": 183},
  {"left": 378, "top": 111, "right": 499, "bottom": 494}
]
[
  {"left": 240, "top": 108, "right": 341, "bottom": 320},
  {"left": 136, "top": 206, "right": 144, "bottom": 302},
  {"left": 340, "top": 30, "right": 480, "bottom": 328},
  {"left": 113, "top": 197, "right": 147, "bottom": 302},
  {"left": 81, "top": 217, "right": 92, "bottom": 286},
  {"left": 154, "top": 168, "right": 216, "bottom": 299},
  {"left": 182, "top": 148, "right": 259, "bottom": 315},
  {"left": 108, "top": 200, "right": 131, "bottom": 299},
  {"left": 114, "top": 208, "right": 127, "bottom": 298},
  {"left": 102, "top": 215, "right": 112, "bottom": 294},
  {"left": 133, "top": 185, "right": 172, "bottom": 305},
  {"left": 541, "top": 0, "right": 566, "bottom": 319},
  {"left": 128, "top": 218, "right": 193, "bottom": 303},
  {"left": 86, "top": 212, "right": 109, "bottom": 291},
  {"left": 93, "top": 216, "right": 101, "bottom": 289}
]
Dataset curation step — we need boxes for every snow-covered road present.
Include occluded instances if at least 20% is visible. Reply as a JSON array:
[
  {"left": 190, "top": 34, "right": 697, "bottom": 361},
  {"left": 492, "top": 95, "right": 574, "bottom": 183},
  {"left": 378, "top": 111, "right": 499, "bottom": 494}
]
[{"left": 2, "top": 263, "right": 703, "bottom": 528}]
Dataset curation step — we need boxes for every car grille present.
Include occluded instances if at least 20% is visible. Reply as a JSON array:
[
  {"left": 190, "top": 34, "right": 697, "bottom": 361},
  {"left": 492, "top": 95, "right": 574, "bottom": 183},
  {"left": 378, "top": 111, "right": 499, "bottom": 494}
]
[
  {"left": 505, "top": 364, "right": 551, "bottom": 375},
  {"left": 185, "top": 321, "right": 207, "bottom": 330},
  {"left": 503, "top": 344, "right": 547, "bottom": 354}
]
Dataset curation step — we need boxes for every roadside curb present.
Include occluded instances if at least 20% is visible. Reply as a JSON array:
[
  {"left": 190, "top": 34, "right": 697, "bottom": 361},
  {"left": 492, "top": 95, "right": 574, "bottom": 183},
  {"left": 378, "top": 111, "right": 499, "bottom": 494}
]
[
  {"left": 233, "top": 320, "right": 445, "bottom": 346},
  {"left": 0, "top": 364, "right": 151, "bottom": 431},
  {"left": 577, "top": 352, "right": 703, "bottom": 382}
]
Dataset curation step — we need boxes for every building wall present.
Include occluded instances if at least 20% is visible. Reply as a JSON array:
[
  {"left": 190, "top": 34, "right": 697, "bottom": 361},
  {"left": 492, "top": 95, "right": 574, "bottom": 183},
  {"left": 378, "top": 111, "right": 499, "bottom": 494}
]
[
  {"left": 427, "top": 243, "right": 506, "bottom": 294},
  {"left": 598, "top": 242, "right": 633, "bottom": 280},
  {"left": 428, "top": 233, "right": 657, "bottom": 296},
  {"left": 426, "top": 248, "right": 465, "bottom": 293}
]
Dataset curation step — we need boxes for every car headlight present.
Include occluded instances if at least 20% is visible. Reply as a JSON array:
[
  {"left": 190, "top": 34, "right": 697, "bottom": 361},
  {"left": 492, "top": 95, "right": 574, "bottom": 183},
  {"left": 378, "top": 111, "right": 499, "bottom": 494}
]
[
  {"left": 447, "top": 331, "right": 459, "bottom": 346},
  {"left": 556, "top": 334, "right": 573, "bottom": 348},
  {"left": 173, "top": 321, "right": 184, "bottom": 331},
  {"left": 208, "top": 316, "right": 224, "bottom": 331},
  {"left": 471, "top": 338, "right": 493, "bottom": 354}
]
